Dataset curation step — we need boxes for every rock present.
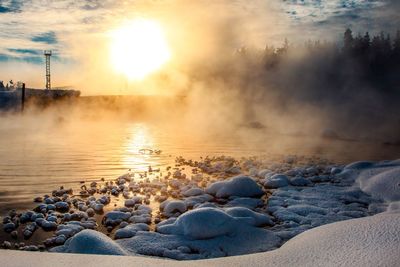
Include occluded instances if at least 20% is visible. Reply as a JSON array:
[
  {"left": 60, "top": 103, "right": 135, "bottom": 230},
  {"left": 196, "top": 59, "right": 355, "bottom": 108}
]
[
  {"left": 3, "top": 222, "right": 16, "bottom": 233},
  {"left": 290, "top": 177, "right": 312, "bottom": 187},
  {"left": 264, "top": 174, "right": 289, "bottom": 188},
  {"left": 51, "top": 230, "right": 127, "bottom": 255},
  {"left": 225, "top": 207, "right": 274, "bottom": 226},
  {"left": 182, "top": 188, "right": 204, "bottom": 197},
  {"left": 55, "top": 202, "right": 69, "bottom": 212},
  {"left": 206, "top": 176, "right": 264, "bottom": 198},
  {"left": 114, "top": 223, "right": 150, "bottom": 239},
  {"left": 41, "top": 220, "right": 58, "bottom": 231},
  {"left": 2, "top": 241, "right": 12, "bottom": 249},
  {"left": 157, "top": 208, "right": 237, "bottom": 239},
  {"left": 161, "top": 200, "right": 187, "bottom": 217}
]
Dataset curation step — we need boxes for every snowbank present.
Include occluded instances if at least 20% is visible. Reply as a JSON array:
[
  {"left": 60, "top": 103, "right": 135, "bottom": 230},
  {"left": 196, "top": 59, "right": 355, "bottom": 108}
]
[{"left": 358, "top": 165, "right": 400, "bottom": 202}]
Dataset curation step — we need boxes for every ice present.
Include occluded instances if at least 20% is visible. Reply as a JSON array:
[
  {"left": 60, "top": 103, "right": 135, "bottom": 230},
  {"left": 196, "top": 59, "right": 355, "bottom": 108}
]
[{"left": 206, "top": 176, "right": 264, "bottom": 198}]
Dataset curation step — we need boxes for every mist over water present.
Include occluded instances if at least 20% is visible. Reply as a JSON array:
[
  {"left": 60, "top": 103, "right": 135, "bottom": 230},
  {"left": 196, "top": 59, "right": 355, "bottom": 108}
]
[{"left": 0, "top": 96, "right": 399, "bottom": 215}]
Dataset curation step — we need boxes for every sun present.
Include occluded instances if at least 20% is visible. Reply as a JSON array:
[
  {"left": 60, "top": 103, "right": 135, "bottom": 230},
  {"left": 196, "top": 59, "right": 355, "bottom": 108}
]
[{"left": 109, "top": 19, "right": 171, "bottom": 80}]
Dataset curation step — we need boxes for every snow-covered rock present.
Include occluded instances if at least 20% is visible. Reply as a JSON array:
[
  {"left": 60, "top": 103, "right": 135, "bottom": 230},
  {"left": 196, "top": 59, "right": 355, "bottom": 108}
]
[
  {"left": 182, "top": 188, "right": 204, "bottom": 197},
  {"left": 264, "top": 174, "right": 289, "bottom": 188},
  {"left": 161, "top": 200, "right": 187, "bottom": 217},
  {"left": 51, "top": 230, "right": 127, "bottom": 255},
  {"left": 157, "top": 208, "right": 239, "bottom": 239},
  {"left": 114, "top": 223, "right": 149, "bottom": 239},
  {"left": 225, "top": 207, "right": 273, "bottom": 226},
  {"left": 206, "top": 176, "right": 264, "bottom": 198}
]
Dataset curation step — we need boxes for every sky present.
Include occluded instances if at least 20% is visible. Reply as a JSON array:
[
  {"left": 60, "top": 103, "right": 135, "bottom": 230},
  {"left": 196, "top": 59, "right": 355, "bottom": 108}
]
[{"left": 0, "top": 0, "right": 399, "bottom": 94}]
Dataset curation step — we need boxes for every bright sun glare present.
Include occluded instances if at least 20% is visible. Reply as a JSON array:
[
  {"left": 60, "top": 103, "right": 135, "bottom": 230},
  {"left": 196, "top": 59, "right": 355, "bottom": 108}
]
[{"left": 110, "top": 19, "right": 171, "bottom": 80}]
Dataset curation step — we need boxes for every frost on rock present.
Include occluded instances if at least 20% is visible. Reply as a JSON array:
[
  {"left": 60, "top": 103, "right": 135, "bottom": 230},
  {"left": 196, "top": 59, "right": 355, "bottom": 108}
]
[{"left": 206, "top": 176, "right": 264, "bottom": 198}]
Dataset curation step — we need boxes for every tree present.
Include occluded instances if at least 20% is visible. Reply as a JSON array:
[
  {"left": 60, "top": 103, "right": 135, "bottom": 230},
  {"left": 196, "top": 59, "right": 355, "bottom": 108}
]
[{"left": 343, "top": 28, "right": 354, "bottom": 52}]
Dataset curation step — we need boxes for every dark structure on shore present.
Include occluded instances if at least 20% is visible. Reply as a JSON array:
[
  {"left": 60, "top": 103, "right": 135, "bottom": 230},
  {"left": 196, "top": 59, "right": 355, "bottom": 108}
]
[{"left": 0, "top": 50, "right": 80, "bottom": 111}]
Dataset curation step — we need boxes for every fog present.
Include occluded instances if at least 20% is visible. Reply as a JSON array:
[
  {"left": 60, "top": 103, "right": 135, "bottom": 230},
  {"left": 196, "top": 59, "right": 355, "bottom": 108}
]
[{"left": 1, "top": 0, "right": 400, "bottom": 161}]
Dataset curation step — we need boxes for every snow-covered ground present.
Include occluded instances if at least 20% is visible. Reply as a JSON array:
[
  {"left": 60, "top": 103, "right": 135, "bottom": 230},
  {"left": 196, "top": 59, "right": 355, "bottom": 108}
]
[
  {"left": 1, "top": 211, "right": 399, "bottom": 266},
  {"left": 1, "top": 156, "right": 400, "bottom": 265}
]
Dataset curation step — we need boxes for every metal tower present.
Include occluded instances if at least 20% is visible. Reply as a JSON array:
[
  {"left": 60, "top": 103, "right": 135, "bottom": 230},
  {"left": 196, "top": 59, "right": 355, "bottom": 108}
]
[{"left": 44, "top": 50, "right": 52, "bottom": 90}]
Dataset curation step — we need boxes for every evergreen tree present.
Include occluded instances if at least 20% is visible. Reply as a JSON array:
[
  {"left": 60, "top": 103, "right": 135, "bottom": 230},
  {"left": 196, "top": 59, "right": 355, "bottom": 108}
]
[{"left": 343, "top": 28, "right": 354, "bottom": 51}]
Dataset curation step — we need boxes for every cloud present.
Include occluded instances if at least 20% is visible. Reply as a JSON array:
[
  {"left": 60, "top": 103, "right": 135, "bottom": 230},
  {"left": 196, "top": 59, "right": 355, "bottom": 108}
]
[
  {"left": 0, "top": 0, "right": 399, "bottom": 93},
  {"left": 0, "top": 0, "right": 23, "bottom": 13},
  {"left": 31, "top": 31, "right": 57, "bottom": 44}
]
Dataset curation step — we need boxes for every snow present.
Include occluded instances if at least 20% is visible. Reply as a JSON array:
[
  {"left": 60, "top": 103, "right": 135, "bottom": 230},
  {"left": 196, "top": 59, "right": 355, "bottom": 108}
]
[
  {"left": 19, "top": 211, "right": 396, "bottom": 266},
  {"left": 103, "top": 211, "right": 131, "bottom": 226},
  {"left": 157, "top": 208, "right": 240, "bottom": 239},
  {"left": 53, "top": 207, "right": 281, "bottom": 260},
  {"left": 51, "top": 230, "right": 127, "bottom": 255},
  {"left": 224, "top": 207, "right": 273, "bottom": 226},
  {"left": 5, "top": 158, "right": 400, "bottom": 265},
  {"left": 225, "top": 197, "right": 263, "bottom": 209},
  {"left": 358, "top": 166, "right": 400, "bottom": 202},
  {"left": 206, "top": 176, "right": 264, "bottom": 198},
  {"left": 114, "top": 223, "right": 149, "bottom": 239},
  {"left": 161, "top": 200, "right": 187, "bottom": 217},
  {"left": 263, "top": 174, "right": 289, "bottom": 188},
  {"left": 182, "top": 187, "right": 204, "bottom": 197}
]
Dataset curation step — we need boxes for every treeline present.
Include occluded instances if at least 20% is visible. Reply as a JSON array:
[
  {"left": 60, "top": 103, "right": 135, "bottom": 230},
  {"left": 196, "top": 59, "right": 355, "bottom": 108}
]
[
  {"left": 222, "top": 28, "right": 400, "bottom": 140},
  {"left": 260, "top": 29, "right": 400, "bottom": 92}
]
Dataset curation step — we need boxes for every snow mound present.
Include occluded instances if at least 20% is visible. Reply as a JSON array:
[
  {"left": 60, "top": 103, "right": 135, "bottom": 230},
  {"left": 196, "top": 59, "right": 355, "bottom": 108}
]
[
  {"left": 51, "top": 230, "right": 127, "bottom": 255},
  {"left": 358, "top": 166, "right": 400, "bottom": 202},
  {"left": 206, "top": 176, "right": 264, "bottom": 198},
  {"left": 267, "top": 212, "right": 400, "bottom": 267},
  {"left": 157, "top": 208, "right": 238, "bottom": 239}
]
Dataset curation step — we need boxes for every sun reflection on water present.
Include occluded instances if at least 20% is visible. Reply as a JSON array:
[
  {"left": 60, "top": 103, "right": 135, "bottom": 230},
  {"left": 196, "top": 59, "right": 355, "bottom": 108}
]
[{"left": 121, "top": 124, "right": 161, "bottom": 172}]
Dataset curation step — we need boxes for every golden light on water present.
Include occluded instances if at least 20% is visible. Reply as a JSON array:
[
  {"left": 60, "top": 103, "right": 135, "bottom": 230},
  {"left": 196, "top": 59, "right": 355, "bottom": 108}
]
[
  {"left": 122, "top": 124, "right": 155, "bottom": 172},
  {"left": 109, "top": 19, "right": 171, "bottom": 80}
]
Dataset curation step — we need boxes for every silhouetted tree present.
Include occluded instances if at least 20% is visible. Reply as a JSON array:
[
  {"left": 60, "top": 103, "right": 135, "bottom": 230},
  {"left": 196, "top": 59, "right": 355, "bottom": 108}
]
[{"left": 343, "top": 28, "right": 354, "bottom": 52}]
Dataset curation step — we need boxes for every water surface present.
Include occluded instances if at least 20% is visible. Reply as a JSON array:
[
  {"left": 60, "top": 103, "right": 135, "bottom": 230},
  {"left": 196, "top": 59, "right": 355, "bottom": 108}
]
[{"left": 0, "top": 114, "right": 399, "bottom": 215}]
